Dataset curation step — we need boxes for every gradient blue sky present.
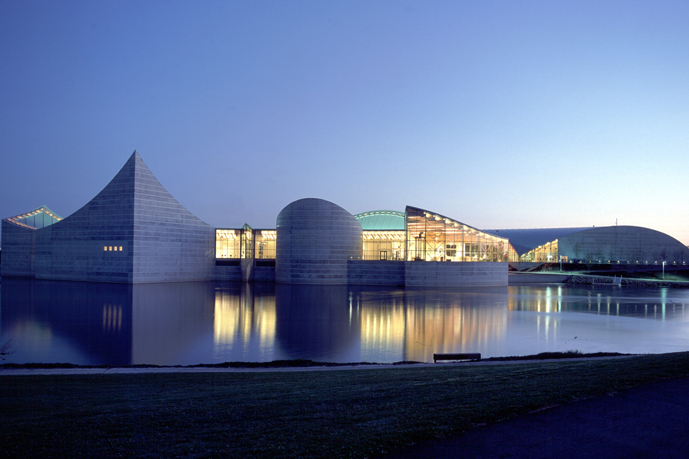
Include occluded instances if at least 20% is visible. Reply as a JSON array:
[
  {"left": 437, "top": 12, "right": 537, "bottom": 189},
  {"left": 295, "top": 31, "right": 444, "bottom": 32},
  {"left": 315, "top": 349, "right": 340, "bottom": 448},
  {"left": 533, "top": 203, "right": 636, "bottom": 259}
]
[{"left": 1, "top": 1, "right": 688, "bottom": 244}]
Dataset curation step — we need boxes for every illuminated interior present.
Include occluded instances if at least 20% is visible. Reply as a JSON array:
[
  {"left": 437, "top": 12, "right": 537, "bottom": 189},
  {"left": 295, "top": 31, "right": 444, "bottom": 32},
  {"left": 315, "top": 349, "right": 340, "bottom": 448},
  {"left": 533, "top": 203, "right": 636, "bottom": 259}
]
[
  {"left": 216, "top": 226, "right": 276, "bottom": 259},
  {"left": 362, "top": 231, "right": 406, "bottom": 260},
  {"left": 216, "top": 229, "right": 241, "bottom": 258},
  {"left": 6, "top": 206, "right": 61, "bottom": 229},
  {"left": 255, "top": 230, "right": 276, "bottom": 259},
  {"left": 406, "top": 206, "right": 509, "bottom": 262},
  {"left": 520, "top": 239, "right": 560, "bottom": 262},
  {"left": 217, "top": 205, "right": 509, "bottom": 263}
]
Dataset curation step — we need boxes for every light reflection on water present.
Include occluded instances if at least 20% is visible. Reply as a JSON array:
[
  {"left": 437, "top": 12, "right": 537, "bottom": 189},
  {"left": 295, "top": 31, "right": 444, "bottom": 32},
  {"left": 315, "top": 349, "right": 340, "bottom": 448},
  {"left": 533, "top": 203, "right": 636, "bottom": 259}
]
[{"left": 1, "top": 278, "right": 688, "bottom": 366}]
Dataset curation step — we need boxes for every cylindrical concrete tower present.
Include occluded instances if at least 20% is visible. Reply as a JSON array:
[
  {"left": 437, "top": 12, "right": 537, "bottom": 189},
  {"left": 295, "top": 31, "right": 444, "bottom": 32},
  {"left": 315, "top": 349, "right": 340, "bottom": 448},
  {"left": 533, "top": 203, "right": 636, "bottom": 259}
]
[{"left": 276, "top": 198, "right": 362, "bottom": 284}]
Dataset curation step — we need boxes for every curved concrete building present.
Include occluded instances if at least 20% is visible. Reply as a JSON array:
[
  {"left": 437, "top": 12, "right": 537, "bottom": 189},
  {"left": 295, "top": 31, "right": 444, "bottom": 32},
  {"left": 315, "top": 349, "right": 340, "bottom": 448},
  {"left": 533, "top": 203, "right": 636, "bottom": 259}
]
[
  {"left": 485, "top": 226, "right": 689, "bottom": 266},
  {"left": 276, "top": 198, "right": 362, "bottom": 284}
]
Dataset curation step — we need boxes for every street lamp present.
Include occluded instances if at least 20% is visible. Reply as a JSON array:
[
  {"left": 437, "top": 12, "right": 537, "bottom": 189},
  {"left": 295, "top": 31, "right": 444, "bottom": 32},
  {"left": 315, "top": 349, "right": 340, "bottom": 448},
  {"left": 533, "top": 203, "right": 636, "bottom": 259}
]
[{"left": 662, "top": 261, "right": 666, "bottom": 280}]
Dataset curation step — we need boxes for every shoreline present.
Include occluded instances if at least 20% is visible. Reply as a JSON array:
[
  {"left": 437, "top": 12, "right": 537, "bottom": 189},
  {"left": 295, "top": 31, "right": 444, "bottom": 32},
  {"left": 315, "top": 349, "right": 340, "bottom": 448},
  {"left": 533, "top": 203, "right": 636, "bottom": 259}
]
[{"left": 0, "top": 352, "right": 635, "bottom": 375}]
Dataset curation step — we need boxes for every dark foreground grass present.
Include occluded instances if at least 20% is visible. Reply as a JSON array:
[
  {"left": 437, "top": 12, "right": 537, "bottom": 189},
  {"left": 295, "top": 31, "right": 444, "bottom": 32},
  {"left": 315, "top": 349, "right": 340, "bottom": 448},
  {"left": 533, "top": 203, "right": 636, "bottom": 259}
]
[{"left": 3, "top": 353, "right": 689, "bottom": 458}]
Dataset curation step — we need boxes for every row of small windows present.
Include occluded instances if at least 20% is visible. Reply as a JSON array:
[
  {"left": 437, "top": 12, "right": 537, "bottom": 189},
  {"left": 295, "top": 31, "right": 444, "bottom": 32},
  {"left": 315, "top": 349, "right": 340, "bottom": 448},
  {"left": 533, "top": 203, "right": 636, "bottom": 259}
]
[{"left": 103, "top": 246, "right": 124, "bottom": 252}]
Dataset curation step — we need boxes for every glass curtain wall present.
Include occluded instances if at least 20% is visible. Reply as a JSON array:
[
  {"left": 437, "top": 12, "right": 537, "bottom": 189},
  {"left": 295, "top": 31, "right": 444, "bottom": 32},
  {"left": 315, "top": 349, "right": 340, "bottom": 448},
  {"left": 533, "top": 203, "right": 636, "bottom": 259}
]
[
  {"left": 362, "top": 231, "right": 406, "bottom": 260},
  {"left": 7, "top": 206, "right": 62, "bottom": 229},
  {"left": 405, "top": 206, "right": 508, "bottom": 262},
  {"left": 216, "top": 227, "right": 277, "bottom": 259},
  {"left": 507, "top": 245, "right": 520, "bottom": 262},
  {"left": 240, "top": 223, "right": 254, "bottom": 259},
  {"left": 216, "top": 229, "right": 241, "bottom": 258},
  {"left": 520, "top": 240, "right": 559, "bottom": 262},
  {"left": 255, "top": 230, "right": 276, "bottom": 259}
]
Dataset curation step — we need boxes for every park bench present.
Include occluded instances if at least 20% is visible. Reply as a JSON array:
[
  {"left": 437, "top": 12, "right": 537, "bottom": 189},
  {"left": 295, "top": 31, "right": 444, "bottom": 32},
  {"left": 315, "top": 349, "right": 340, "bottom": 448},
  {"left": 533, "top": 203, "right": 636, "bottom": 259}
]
[{"left": 433, "top": 353, "right": 481, "bottom": 363}]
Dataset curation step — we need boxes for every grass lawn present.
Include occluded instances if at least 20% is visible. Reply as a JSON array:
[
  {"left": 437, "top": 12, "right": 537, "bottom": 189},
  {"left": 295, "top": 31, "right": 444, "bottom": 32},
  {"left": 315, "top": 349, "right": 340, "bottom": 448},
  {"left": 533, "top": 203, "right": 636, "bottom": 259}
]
[{"left": 3, "top": 352, "right": 689, "bottom": 458}]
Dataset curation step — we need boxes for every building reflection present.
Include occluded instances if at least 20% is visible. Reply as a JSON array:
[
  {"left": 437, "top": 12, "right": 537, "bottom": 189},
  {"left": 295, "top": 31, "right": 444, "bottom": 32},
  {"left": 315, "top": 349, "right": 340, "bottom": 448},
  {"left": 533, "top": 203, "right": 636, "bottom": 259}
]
[
  {"left": 274, "top": 284, "right": 358, "bottom": 361},
  {"left": 0, "top": 279, "right": 217, "bottom": 366},
  {"left": 0, "top": 278, "right": 133, "bottom": 365},
  {"left": 213, "top": 282, "right": 278, "bottom": 362},
  {"left": 354, "top": 287, "right": 509, "bottom": 362},
  {"left": 211, "top": 285, "right": 511, "bottom": 363},
  {"left": 130, "top": 282, "right": 215, "bottom": 365},
  {"left": 3, "top": 279, "right": 686, "bottom": 366},
  {"left": 507, "top": 285, "right": 688, "bottom": 320}
]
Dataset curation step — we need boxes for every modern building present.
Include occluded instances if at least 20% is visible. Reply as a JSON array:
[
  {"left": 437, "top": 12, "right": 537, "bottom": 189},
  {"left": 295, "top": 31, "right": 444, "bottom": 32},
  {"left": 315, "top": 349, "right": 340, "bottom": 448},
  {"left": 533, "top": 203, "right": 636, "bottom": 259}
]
[
  {"left": 484, "top": 227, "right": 689, "bottom": 267},
  {"left": 2, "top": 151, "right": 686, "bottom": 286},
  {"left": 1, "top": 151, "right": 215, "bottom": 283},
  {"left": 1, "top": 206, "right": 62, "bottom": 277}
]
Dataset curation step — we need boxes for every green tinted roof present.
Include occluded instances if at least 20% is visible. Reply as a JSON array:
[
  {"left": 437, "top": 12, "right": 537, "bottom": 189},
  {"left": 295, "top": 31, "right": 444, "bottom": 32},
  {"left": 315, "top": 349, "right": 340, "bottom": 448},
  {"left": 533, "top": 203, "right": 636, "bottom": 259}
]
[{"left": 354, "top": 210, "right": 406, "bottom": 230}]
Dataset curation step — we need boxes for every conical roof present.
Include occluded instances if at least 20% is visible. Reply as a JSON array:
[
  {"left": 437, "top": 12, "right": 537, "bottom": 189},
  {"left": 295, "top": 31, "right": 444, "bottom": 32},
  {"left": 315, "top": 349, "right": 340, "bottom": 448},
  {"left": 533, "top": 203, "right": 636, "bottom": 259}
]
[
  {"left": 54, "top": 151, "right": 209, "bottom": 234},
  {"left": 34, "top": 151, "right": 213, "bottom": 283}
]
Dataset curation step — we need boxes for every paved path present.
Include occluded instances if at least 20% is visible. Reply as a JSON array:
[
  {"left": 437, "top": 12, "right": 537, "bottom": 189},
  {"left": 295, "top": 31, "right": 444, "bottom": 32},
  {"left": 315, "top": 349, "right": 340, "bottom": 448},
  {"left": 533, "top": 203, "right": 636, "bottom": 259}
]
[{"left": 383, "top": 376, "right": 689, "bottom": 459}]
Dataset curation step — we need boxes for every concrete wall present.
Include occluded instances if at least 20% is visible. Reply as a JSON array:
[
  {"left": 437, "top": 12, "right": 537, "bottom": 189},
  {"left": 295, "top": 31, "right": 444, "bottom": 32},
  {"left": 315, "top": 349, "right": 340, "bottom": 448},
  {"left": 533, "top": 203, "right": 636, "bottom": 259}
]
[
  {"left": 347, "top": 260, "right": 508, "bottom": 287},
  {"left": 276, "top": 198, "right": 362, "bottom": 284},
  {"left": 213, "top": 262, "right": 242, "bottom": 281},
  {"left": 34, "top": 152, "right": 214, "bottom": 283},
  {"left": 253, "top": 260, "right": 276, "bottom": 282},
  {"left": 347, "top": 260, "right": 405, "bottom": 286},
  {"left": 405, "top": 261, "right": 508, "bottom": 287},
  {"left": 129, "top": 153, "right": 214, "bottom": 283},
  {"left": 213, "top": 259, "right": 276, "bottom": 282},
  {"left": 0, "top": 220, "right": 36, "bottom": 277},
  {"left": 213, "top": 256, "right": 507, "bottom": 288},
  {"left": 34, "top": 156, "right": 136, "bottom": 282}
]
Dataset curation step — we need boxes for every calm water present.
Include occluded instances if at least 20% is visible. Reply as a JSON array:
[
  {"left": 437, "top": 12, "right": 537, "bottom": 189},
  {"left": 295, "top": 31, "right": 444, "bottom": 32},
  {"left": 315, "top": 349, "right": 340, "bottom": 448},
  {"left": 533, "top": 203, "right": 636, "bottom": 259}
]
[{"left": 1, "top": 278, "right": 689, "bottom": 366}]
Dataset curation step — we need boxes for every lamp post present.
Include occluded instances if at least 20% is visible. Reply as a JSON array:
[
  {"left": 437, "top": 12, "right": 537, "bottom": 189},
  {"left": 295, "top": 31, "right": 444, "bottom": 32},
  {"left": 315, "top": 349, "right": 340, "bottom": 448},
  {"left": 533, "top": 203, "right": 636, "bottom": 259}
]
[{"left": 662, "top": 261, "right": 666, "bottom": 280}]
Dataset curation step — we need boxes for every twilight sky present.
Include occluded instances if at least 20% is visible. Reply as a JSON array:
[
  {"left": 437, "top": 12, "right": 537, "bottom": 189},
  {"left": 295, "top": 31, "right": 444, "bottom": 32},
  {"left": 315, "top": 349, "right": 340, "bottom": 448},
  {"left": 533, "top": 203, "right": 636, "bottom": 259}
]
[{"left": 1, "top": 1, "right": 688, "bottom": 245}]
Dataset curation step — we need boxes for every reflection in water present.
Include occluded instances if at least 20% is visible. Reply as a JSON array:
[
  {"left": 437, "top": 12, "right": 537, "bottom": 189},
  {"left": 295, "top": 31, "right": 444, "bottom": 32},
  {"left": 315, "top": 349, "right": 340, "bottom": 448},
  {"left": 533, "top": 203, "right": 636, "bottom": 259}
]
[
  {"left": 131, "top": 282, "right": 215, "bottom": 365},
  {"left": 508, "top": 285, "right": 689, "bottom": 320},
  {"left": 214, "top": 283, "right": 277, "bottom": 362},
  {"left": 1, "top": 278, "right": 689, "bottom": 365},
  {"left": 103, "top": 304, "right": 122, "bottom": 332},
  {"left": 354, "top": 288, "right": 508, "bottom": 362},
  {"left": 275, "top": 284, "right": 356, "bottom": 361},
  {"left": 0, "top": 278, "right": 133, "bottom": 365}
]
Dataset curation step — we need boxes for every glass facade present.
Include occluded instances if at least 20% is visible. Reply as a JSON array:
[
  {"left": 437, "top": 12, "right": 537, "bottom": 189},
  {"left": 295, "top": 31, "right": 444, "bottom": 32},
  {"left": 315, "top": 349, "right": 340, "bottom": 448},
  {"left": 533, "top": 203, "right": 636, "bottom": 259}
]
[
  {"left": 362, "top": 231, "right": 406, "bottom": 260},
  {"left": 405, "top": 206, "right": 508, "bottom": 262},
  {"left": 216, "top": 227, "right": 276, "bottom": 260},
  {"left": 6, "top": 206, "right": 62, "bottom": 229},
  {"left": 216, "top": 229, "right": 241, "bottom": 258},
  {"left": 520, "top": 240, "right": 560, "bottom": 262},
  {"left": 507, "top": 245, "right": 520, "bottom": 262},
  {"left": 218, "top": 206, "right": 509, "bottom": 263},
  {"left": 255, "top": 230, "right": 276, "bottom": 259}
]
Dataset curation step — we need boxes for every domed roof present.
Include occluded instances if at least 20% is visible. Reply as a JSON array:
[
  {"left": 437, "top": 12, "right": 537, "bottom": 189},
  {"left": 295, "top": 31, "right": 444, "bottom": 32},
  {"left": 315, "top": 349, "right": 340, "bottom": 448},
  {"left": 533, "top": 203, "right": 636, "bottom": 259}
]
[{"left": 354, "top": 210, "right": 406, "bottom": 230}]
